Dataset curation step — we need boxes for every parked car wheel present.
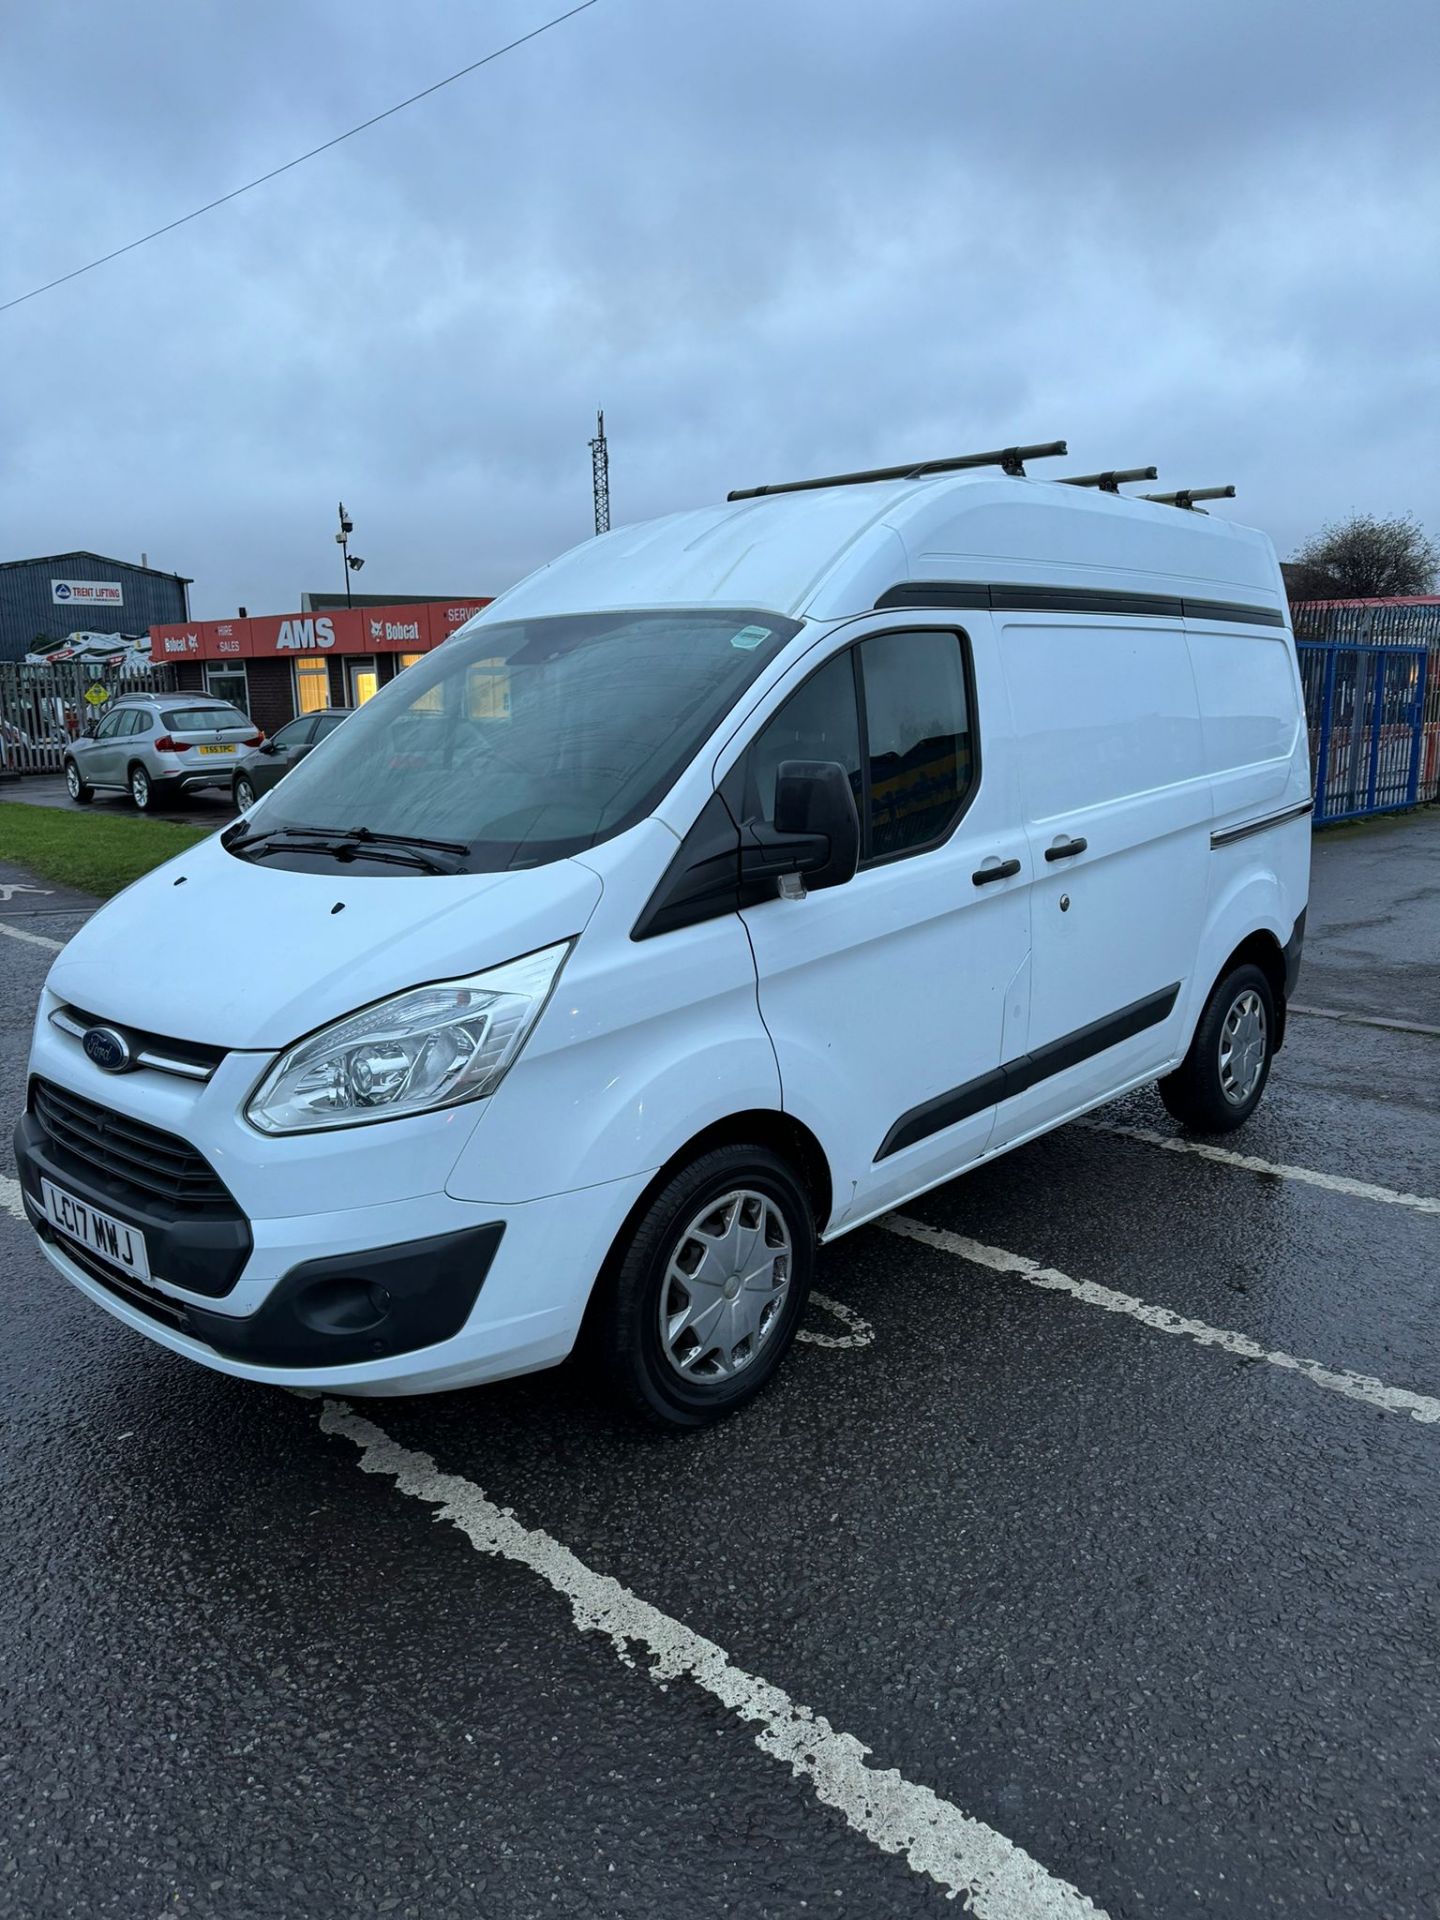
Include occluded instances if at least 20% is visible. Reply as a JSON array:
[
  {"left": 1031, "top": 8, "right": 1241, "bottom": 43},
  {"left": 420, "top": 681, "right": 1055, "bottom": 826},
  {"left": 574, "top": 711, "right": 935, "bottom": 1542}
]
[
  {"left": 63, "top": 758, "right": 93, "bottom": 804},
  {"left": 128, "top": 764, "right": 164, "bottom": 812},
  {"left": 595, "top": 1144, "right": 815, "bottom": 1427},
  {"left": 234, "top": 773, "right": 257, "bottom": 812},
  {"left": 1159, "top": 962, "right": 1276, "bottom": 1133}
]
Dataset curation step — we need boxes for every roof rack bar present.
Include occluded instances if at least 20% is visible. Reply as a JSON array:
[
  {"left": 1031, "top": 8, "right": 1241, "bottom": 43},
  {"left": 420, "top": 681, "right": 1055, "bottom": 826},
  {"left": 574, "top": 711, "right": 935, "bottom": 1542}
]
[
  {"left": 727, "top": 440, "right": 1067, "bottom": 502},
  {"left": 1142, "top": 485, "right": 1236, "bottom": 511},
  {"left": 1058, "top": 466, "right": 1158, "bottom": 492}
]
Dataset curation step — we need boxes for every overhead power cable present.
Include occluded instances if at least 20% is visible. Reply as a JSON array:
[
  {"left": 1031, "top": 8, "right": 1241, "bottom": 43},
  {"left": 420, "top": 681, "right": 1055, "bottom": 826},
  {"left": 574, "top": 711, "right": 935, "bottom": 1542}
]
[{"left": 0, "top": 0, "right": 600, "bottom": 317}]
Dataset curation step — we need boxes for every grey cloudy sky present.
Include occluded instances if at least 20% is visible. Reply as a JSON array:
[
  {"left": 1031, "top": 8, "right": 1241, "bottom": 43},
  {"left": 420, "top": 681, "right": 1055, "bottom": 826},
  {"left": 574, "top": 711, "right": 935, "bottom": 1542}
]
[{"left": 3, "top": 0, "right": 1438, "bottom": 617}]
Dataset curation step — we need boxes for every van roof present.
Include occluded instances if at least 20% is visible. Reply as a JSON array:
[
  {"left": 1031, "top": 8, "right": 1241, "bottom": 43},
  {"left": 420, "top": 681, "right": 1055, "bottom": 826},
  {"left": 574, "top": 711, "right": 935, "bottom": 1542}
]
[{"left": 486, "top": 473, "right": 1285, "bottom": 627}]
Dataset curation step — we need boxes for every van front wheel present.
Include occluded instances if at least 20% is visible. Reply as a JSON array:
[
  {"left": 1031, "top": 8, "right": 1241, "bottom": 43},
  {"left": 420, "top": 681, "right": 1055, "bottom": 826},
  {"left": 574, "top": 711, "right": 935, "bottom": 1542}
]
[
  {"left": 1159, "top": 963, "right": 1276, "bottom": 1133},
  {"left": 598, "top": 1145, "right": 815, "bottom": 1428}
]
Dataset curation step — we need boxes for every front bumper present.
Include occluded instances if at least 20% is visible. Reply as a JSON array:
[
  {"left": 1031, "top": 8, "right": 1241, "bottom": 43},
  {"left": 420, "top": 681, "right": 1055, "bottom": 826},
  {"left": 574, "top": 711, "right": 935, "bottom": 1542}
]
[
  {"left": 170, "top": 762, "right": 237, "bottom": 791},
  {"left": 14, "top": 1090, "right": 647, "bottom": 1394}
]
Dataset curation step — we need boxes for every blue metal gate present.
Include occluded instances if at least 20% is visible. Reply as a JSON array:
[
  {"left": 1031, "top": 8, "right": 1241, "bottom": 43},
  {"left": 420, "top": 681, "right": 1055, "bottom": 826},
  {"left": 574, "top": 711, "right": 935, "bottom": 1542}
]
[{"left": 1297, "top": 641, "right": 1429, "bottom": 824}]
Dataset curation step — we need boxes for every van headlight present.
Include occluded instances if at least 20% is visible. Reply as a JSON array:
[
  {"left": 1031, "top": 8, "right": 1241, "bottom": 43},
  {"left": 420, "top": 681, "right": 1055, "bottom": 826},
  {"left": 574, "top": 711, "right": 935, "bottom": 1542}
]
[{"left": 246, "top": 942, "right": 571, "bottom": 1134}]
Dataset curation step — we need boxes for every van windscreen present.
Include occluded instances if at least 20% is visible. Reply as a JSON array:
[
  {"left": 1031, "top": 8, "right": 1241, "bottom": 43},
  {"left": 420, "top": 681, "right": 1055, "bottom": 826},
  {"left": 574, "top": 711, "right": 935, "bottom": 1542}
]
[{"left": 226, "top": 609, "right": 798, "bottom": 873}]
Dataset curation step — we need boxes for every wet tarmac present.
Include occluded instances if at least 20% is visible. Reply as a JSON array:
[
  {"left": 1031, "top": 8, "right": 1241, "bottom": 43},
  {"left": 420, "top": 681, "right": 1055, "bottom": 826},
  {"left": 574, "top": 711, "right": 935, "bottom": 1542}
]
[{"left": 1, "top": 810, "right": 1437, "bottom": 1918}]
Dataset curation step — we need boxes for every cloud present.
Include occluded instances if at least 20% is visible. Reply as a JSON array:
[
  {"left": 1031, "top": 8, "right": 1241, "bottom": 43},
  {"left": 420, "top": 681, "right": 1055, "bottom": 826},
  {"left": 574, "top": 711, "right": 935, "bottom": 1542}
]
[{"left": 2, "top": 0, "right": 1437, "bottom": 615}]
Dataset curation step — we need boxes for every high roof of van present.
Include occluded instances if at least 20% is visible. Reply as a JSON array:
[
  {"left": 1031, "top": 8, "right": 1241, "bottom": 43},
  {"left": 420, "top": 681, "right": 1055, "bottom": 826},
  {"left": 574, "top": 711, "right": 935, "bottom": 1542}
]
[{"left": 485, "top": 474, "right": 1286, "bottom": 627}]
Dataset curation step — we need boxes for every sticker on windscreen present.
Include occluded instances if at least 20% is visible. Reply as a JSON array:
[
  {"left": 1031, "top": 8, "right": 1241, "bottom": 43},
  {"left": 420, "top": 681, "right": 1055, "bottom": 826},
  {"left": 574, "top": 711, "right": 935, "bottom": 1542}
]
[{"left": 730, "top": 625, "right": 771, "bottom": 650}]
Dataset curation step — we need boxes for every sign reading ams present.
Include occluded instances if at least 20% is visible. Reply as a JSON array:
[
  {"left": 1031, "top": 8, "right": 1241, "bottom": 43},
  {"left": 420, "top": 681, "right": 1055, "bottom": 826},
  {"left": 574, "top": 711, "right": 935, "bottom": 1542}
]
[
  {"left": 52, "top": 580, "right": 123, "bottom": 606},
  {"left": 274, "top": 617, "right": 336, "bottom": 651}
]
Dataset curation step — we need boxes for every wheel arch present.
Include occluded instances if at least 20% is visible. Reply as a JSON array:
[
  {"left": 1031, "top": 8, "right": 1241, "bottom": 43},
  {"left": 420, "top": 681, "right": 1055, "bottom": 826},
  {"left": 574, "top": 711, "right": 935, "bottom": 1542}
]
[
  {"left": 578, "top": 1108, "right": 835, "bottom": 1341},
  {"left": 1212, "top": 928, "right": 1289, "bottom": 1048}
]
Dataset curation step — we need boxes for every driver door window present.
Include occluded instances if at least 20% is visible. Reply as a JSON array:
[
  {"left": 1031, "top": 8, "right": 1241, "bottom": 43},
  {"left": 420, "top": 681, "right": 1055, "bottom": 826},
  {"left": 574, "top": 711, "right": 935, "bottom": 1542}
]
[
  {"left": 738, "top": 630, "right": 974, "bottom": 864},
  {"left": 737, "top": 651, "right": 862, "bottom": 828}
]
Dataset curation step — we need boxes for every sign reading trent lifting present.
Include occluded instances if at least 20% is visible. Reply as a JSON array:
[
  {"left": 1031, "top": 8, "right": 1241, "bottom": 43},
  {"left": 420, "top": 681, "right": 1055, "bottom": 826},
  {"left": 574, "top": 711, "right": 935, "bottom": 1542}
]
[{"left": 52, "top": 580, "right": 124, "bottom": 606}]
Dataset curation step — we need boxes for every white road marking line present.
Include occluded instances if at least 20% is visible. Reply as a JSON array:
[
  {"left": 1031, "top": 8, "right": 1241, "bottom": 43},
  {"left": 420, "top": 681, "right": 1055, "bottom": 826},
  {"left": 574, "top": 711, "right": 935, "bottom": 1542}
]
[
  {"left": 1078, "top": 1119, "right": 1440, "bottom": 1217},
  {"left": 882, "top": 1216, "right": 1440, "bottom": 1426},
  {"left": 1291, "top": 1003, "right": 1440, "bottom": 1040},
  {"left": 0, "top": 920, "right": 62, "bottom": 952},
  {"left": 320, "top": 1401, "right": 1108, "bottom": 1919},
  {"left": 797, "top": 1290, "right": 875, "bottom": 1349},
  {"left": 1, "top": 1172, "right": 28, "bottom": 1222}
]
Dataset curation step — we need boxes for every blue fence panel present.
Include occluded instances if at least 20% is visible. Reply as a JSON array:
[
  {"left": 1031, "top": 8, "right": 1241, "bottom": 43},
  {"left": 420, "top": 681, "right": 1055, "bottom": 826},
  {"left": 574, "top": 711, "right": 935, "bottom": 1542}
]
[{"left": 1297, "top": 640, "right": 1428, "bottom": 824}]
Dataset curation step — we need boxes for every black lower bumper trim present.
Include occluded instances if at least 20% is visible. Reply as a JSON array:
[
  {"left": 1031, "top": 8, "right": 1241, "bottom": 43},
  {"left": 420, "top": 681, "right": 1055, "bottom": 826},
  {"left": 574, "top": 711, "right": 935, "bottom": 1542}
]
[
  {"left": 1283, "top": 907, "right": 1307, "bottom": 998},
  {"left": 185, "top": 1224, "right": 505, "bottom": 1368}
]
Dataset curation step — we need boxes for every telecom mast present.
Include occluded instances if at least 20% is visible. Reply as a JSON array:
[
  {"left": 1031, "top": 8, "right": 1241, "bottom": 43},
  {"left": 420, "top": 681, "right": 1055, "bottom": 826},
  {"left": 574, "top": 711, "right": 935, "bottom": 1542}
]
[{"left": 589, "top": 409, "right": 610, "bottom": 535}]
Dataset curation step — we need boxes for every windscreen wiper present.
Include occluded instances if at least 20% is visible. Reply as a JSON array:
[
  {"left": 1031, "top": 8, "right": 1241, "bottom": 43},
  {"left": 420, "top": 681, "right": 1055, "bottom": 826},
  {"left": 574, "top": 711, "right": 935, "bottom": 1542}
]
[
  {"left": 229, "top": 824, "right": 464, "bottom": 874},
  {"left": 232, "top": 821, "right": 469, "bottom": 856}
]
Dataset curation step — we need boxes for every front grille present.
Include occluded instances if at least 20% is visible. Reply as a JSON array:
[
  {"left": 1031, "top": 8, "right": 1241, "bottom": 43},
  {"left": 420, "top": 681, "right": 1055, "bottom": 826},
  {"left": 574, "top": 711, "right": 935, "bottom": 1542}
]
[
  {"left": 53, "top": 1004, "right": 226, "bottom": 1082},
  {"left": 29, "top": 1077, "right": 234, "bottom": 1212}
]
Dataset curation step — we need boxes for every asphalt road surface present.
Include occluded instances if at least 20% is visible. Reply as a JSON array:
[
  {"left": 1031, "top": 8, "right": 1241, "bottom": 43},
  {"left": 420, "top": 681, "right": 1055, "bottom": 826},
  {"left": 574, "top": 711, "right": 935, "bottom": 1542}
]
[{"left": 1, "top": 812, "right": 1437, "bottom": 1919}]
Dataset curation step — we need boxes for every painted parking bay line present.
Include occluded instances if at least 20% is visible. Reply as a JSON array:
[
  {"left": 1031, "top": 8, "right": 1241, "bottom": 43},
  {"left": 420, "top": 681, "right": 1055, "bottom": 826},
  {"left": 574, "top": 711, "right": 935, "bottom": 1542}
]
[
  {"left": 1078, "top": 1119, "right": 1440, "bottom": 1218},
  {"left": 797, "top": 1290, "right": 875, "bottom": 1349},
  {"left": 0, "top": 920, "right": 62, "bottom": 953},
  {"left": 882, "top": 1216, "right": 1440, "bottom": 1426},
  {"left": 2, "top": 1172, "right": 27, "bottom": 1223},
  {"left": 321, "top": 1401, "right": 1107, "bottom": 1919}
]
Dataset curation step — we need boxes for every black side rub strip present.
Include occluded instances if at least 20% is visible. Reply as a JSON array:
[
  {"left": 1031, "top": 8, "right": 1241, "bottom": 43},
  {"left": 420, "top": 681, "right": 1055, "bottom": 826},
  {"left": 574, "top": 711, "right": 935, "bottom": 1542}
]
[
  {"left": 873, "top": 581, "right": 1288, "bottom": 629},
  {"left": 1210, "top": 799, "right": 1314, "bottom": 847},
  {"left": 876, "top": 984, "right": 1180, "bottom": 1161}
]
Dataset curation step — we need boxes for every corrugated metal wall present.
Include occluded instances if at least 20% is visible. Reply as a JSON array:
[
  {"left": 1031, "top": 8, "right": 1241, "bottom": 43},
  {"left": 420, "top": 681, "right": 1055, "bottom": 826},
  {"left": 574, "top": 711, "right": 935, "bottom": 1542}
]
[{"left": 0, "top": 554, "right": 190, "bottom": 663}]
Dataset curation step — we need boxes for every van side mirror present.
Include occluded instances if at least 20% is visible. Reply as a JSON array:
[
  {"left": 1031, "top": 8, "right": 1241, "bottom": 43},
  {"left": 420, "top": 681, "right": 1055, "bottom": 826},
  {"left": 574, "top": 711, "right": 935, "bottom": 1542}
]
[{"left": 741, "top": 759, "right": 861, "bottom": 894}]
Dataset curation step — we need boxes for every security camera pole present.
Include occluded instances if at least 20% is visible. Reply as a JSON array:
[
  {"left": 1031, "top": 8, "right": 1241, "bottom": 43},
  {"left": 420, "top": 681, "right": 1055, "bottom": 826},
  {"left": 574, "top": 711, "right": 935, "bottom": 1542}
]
[{"left": 335, "top": 501, "right": 365, "bottom": 609}]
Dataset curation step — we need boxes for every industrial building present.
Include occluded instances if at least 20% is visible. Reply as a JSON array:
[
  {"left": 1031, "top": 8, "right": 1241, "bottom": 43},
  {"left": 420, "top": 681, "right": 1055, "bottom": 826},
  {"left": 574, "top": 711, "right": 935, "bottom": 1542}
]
[
  {"left": 149, "top": 597, "right": 491, "bottom": 735},
  {"left": 0, "top": 551, "right": 191, "bottom": 662}
]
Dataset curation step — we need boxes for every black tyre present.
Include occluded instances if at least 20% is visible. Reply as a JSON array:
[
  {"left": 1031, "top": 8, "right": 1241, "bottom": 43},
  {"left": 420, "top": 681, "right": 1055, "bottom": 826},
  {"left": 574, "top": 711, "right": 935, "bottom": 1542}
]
[
  {"left": 234, "top": 773, "right": 257, "bottom": 812},
  {"left": 63, "top": 758, "right": 93, "bottom": 804},
  {"left": 128, "top": 764, "right": 174, "bottom": 811},
  {"left": 596, "top": 1145, "right": 815, "bottom": 1428},
  {"left": 1159, "top": 963, "right": 1276, "bottom": 1133}
]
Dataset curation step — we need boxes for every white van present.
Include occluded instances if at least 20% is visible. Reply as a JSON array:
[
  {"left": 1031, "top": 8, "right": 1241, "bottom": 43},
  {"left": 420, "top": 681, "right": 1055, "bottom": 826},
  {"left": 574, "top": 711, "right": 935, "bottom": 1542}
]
[{"left": 15, "top": 455, "right": 1311, "bottom": 1425}]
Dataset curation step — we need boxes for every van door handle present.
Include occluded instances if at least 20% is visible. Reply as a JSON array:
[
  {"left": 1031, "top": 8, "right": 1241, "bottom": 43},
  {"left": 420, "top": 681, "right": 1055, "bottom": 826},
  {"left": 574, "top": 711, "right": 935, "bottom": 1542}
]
[
  {"left": 1044, "top": 836, "right": 1088, "bottom": 862},
  {"left": 972, "top": 858, "right": 1021, "bottom": 886}
]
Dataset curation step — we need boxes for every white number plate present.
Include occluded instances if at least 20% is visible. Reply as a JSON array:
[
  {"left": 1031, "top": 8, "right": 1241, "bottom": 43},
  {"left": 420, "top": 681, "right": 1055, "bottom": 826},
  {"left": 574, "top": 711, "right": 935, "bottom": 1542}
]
[{"left": 42, "top": 1178, "right": 151, "bottom": 1282}]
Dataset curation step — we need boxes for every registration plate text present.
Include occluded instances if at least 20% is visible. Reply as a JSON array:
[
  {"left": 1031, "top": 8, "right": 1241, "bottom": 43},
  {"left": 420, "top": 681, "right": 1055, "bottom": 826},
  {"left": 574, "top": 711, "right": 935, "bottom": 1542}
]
[{"left": 41, "top": 1178, "right": 151, "bottom": 1281}]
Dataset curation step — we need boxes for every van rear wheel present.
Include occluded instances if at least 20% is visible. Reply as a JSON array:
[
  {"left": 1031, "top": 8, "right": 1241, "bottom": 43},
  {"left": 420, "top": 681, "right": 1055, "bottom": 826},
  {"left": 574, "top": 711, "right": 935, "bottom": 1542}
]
[
  {"left": 1159, "top": 963, "right": 1276, "bottom": 1133},
  {"left": 597, "top": 1145, "right": 815, "bottom": 1428}
]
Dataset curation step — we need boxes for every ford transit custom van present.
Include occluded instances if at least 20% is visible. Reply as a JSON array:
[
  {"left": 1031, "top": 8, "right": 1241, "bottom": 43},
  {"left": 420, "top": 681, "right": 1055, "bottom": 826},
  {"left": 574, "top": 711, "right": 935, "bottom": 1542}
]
[{"left": 15, "top": 458, "right": 1310, "bottom": 1424}]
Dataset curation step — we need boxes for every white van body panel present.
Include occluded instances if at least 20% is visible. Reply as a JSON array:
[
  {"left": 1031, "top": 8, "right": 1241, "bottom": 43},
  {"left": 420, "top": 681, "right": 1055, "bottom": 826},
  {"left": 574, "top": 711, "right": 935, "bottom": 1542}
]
[
  {"left": 446, "top": 819, "right": 783, "bottom": 1204},
  {"left": 472, "top": 478, "right": 1285, "bottom": 629},
  {"left": 44, "top": 843, "right": 603, "bottom": 1050},
  {"left": 719, "top": 612, "right": 1031, "bottom": 1227},
  {"left": 21, "top": 471, "right": 1311, "bottom": 1396},
  {"left": 990, "top": 613, "right": 1211, "bottom": 1143}
]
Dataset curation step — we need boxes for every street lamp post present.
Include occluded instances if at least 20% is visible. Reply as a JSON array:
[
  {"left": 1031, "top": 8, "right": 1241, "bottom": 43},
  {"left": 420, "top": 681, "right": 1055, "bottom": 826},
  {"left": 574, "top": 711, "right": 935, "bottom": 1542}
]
[{"left": 336, "top": 501, "right": 365, "bottom": 608}]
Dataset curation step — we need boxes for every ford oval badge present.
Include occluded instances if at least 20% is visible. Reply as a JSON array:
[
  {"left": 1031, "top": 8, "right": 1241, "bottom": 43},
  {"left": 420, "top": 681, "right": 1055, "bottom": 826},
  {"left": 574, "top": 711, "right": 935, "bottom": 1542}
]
[{"left": 82, "top": 1026, "right": 133, "bottom": 1073}]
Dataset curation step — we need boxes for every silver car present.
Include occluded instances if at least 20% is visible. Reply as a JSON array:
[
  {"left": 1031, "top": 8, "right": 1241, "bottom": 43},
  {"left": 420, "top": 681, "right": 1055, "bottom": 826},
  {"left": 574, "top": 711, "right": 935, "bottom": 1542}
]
[{"left": 64, "top": 694, "right": 262, "bottom": 812}]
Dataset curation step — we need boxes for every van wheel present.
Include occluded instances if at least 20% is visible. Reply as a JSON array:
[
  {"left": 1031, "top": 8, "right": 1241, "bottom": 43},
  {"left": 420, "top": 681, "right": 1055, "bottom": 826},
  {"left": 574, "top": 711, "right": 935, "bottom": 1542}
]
[
  {"left": 63, "top": 758, "right": 93, "bottom": 804},
  {"left": 597, "top": 1145, "right": 815, "bottom": 1428},
  {"left": 1159, "top": 963, "right": 1276, "bottom": 1133}
]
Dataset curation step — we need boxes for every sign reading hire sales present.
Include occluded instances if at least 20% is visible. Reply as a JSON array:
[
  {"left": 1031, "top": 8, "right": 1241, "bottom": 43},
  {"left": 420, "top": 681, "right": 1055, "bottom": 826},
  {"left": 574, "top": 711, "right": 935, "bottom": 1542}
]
[{"left": 52, "top": 579, "right": 124, "bottom": 607}]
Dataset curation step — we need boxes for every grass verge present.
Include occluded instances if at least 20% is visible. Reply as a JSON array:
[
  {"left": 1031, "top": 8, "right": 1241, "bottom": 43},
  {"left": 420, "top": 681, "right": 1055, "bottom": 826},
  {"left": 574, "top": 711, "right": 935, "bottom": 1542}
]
[{"left": 0, "top": 802, "right": 210, "bottom": 898}]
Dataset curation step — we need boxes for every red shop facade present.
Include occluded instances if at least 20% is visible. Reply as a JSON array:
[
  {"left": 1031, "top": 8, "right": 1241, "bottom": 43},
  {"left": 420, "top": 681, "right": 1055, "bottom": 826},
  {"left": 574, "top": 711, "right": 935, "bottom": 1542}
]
[{"left": 148, "top": 600, "right": 491, "bottom": 737}]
